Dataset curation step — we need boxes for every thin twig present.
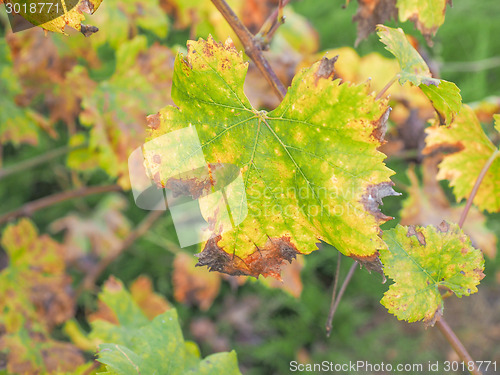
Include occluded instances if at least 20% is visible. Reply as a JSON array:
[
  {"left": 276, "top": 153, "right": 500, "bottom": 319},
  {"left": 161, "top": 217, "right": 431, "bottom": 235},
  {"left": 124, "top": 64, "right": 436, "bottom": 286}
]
[
  {"left": 0, "top": 184, "right": 122, "bottom": 226},
  {"left": 458, "top": 148, "right": 499, "bottom": 228},
  {"left": 436, "top": 151, "right": 499, "bottom": 374},
  {"left": 375, "top": 74, "right": 400, "bottom": 101},
  {"left": 435, "top": 319, "right": 483, "bottom": 375},
  {"left": 210, "top": 0, "right": 287, "bottom": 100},
  {"left": 256, "top": 0, "right": 291, "bottom": 47},
  {"left": 0, "top": 145, "right": 80, "bottom": 181},
  {"left": 325, "top": 261, "right": 358, "bottom": 337},
  {"left": 77, "top": 208, "right": 165, "bottom": 296},
  {"left": 325, "top": 251, "right": 342, "bottom": 337},
  {"left": 440, "top": 56, "right": 500, "bottom": 73}
]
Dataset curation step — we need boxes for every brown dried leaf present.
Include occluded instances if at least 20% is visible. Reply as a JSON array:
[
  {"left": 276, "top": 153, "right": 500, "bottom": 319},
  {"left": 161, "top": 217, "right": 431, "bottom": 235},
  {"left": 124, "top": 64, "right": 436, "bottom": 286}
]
[
  {"left": 130, "top": 276, "right": 170, "bottom": 319},
  {"left": 173, "top": 252, "right": 221, "bottom": 311},
  {"left": 352, "top": 0, "right": 398, "bottom": 46},
  {"left": 262, "top": 255, "right": 304, "bottom": 297},
  {"left": 195, "top": 236, "right": 300, "bottom": 281}
]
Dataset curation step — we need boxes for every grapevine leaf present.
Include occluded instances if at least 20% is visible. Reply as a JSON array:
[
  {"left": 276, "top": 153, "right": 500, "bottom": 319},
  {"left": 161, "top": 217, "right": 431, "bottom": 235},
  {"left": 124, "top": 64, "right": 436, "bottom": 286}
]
[
  {"left": 0, "top": 39, "right": 39, "bottom": 146},
  {"left": 495, "top": 114, "right": 500, "bottom": 134},
  {"left": 6, "top": 0, "right": 103, "bottom": 34},
  {"left": 50, "top": 194, "right": 131, "bottom": 264},
  {"left": 380, "top": 222, "right": 485, "bottom": 324},
  {"left": 0, "top": 219, "right": 83, "bottom": 373},
  {"left": 129, "top": 276, "right": 171, "bottom": 320},
  {"left": 348, "top": 0, "right": 450, "bottom": 44},
  {"left": 351, "top": 0, "right": 398, "bottom": 46},
  {"left": 92, "top": 278, "right": 242, "bottom": 374},
  {"left": 87, "top": 0, "right": 168, "bottom": 49},
  {"left": 418, "top": 80, "right": 462, "bottom": 126},
  {"left": 145, "top": 37, "right": 397, "bottom": 279},
  {"left": 396, "top": 0, "right": 451, "bottom": 45},
  {"left": 377, "top": 25, "right": 461, "bottom": 125},
  {"left": 400, "top": 160, "right": 497, "bottom": 259},
  {"left": 73, "top": 36, "right": 175, "bottom": 188},
  {"left": 423, "top": 105, "right": 500, "bottom": 212},
  {"left": 376, "top": 24, "right": 437, "bottom": 85},
  {"left": 472, "top": 96, "right": 500, "bottom": 124}
]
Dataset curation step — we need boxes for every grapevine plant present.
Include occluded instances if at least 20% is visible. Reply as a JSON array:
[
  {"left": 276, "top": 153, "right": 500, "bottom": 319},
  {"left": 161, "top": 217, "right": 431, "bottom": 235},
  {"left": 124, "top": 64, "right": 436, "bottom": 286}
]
[{"left": 0, "top": 0, "right": 499, "bottom": 374}]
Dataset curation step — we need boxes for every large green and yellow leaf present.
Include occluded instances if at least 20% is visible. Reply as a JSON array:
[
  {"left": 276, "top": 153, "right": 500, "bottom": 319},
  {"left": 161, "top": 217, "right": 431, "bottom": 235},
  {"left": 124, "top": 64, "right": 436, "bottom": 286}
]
[
  {"left": 145, "top": 37, "right": 397, "bottom": 279},
  {"left": 424, "top": 105, "right": 500, "bottom": 212},
  {"left": 380, "top": 223, "right": 484, "bottom": 324},
  {"left": 377, "top": 25, "right": 461, "bottom": 125}
]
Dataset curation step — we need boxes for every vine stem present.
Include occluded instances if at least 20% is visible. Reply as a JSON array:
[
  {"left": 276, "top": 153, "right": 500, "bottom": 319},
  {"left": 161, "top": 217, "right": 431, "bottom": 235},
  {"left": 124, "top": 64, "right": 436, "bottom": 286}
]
[
  {"left": 325, "top": 260, "right": 358, "bottom": 337},
  {"left": 435, "top": 319, "right": 482, "bottom": 375},
  {"left": 210, "top": 0, "right": 287, "bottom": 100},
  {"left": 0, "top": 145, "right": 80, "bottom": 181},
  {"left": 256, "top": 0, "right": 291, "bottom": 46},
  {"left": 325, "top": 251, "right": 342, "bottom": 337},
  {"left": 458, "top": 148, "right": 499, "bottom": 228},
  {"left": 436, "top": 147, "right": 499, "bottom": 375},
  {"left": 0, "top": 184, "right": 121, "bottom": 226},
  {"left": 375, "top": 73, "right": 400, "bottom": 100}
]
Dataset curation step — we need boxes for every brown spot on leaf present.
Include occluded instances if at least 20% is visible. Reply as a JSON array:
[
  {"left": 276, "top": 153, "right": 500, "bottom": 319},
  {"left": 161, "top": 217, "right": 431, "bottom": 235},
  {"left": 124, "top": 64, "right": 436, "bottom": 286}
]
[
  {"left": 195, "top": 236, "right": 251, "bottom": 276},
  {"left": 203, "top": 41, "right": 214, "bottom": 57},
  {"left": 407, "top": 225, "right": 426, "bottom": 246},
  {"left": 152, "top": 154, "right": 161, "bottom": 164},
  {"left": 425, "top": 306, "right": 443, "bottom": 327},
  {"left": 153, "top": 171, "right": 164, "bottom": 188},
  {"left": 221, "top": 58, "right": 231, "bottom": 71},
  {"left": 195, "top": 236, "right": 300, "bottom": 280},
  {"left": 361, "top": 181, "right": 400, "bottom": 225},
  {"left": 77, "top": 0, "right": 95, "bottom": 14},
  {"left": 350, "top": 252, "right": 386, "bottom": 282},
  {"left": 314, "top": 56, "right": 339, "bottom": 83},
  {"left": 423, "top": 141, "right": 464, "bottom": 157},
  {"left": 474, "top": 268, "right": 485, "bottom": 281},
  {"left": 371, "top": 107, "right": 391, "bottom": 143},
  {"left": 147, "top": 113, "right": 161, "bottom": 130},
  {"left": 437, "top": 220, "right": 450, "bottom": 233},
  {"left": 166, "top": 175, "right": 213, "bottom": 199}
]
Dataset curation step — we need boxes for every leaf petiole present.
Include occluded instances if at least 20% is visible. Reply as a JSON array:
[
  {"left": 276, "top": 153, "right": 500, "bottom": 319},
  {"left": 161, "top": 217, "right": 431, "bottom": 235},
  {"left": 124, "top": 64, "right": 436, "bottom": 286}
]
[
  {"left": 375, "top": 73, "right": 400, "bottom": 100},
  {"left": 458, "top": 148, "right": 500, "bottom": 228}
]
